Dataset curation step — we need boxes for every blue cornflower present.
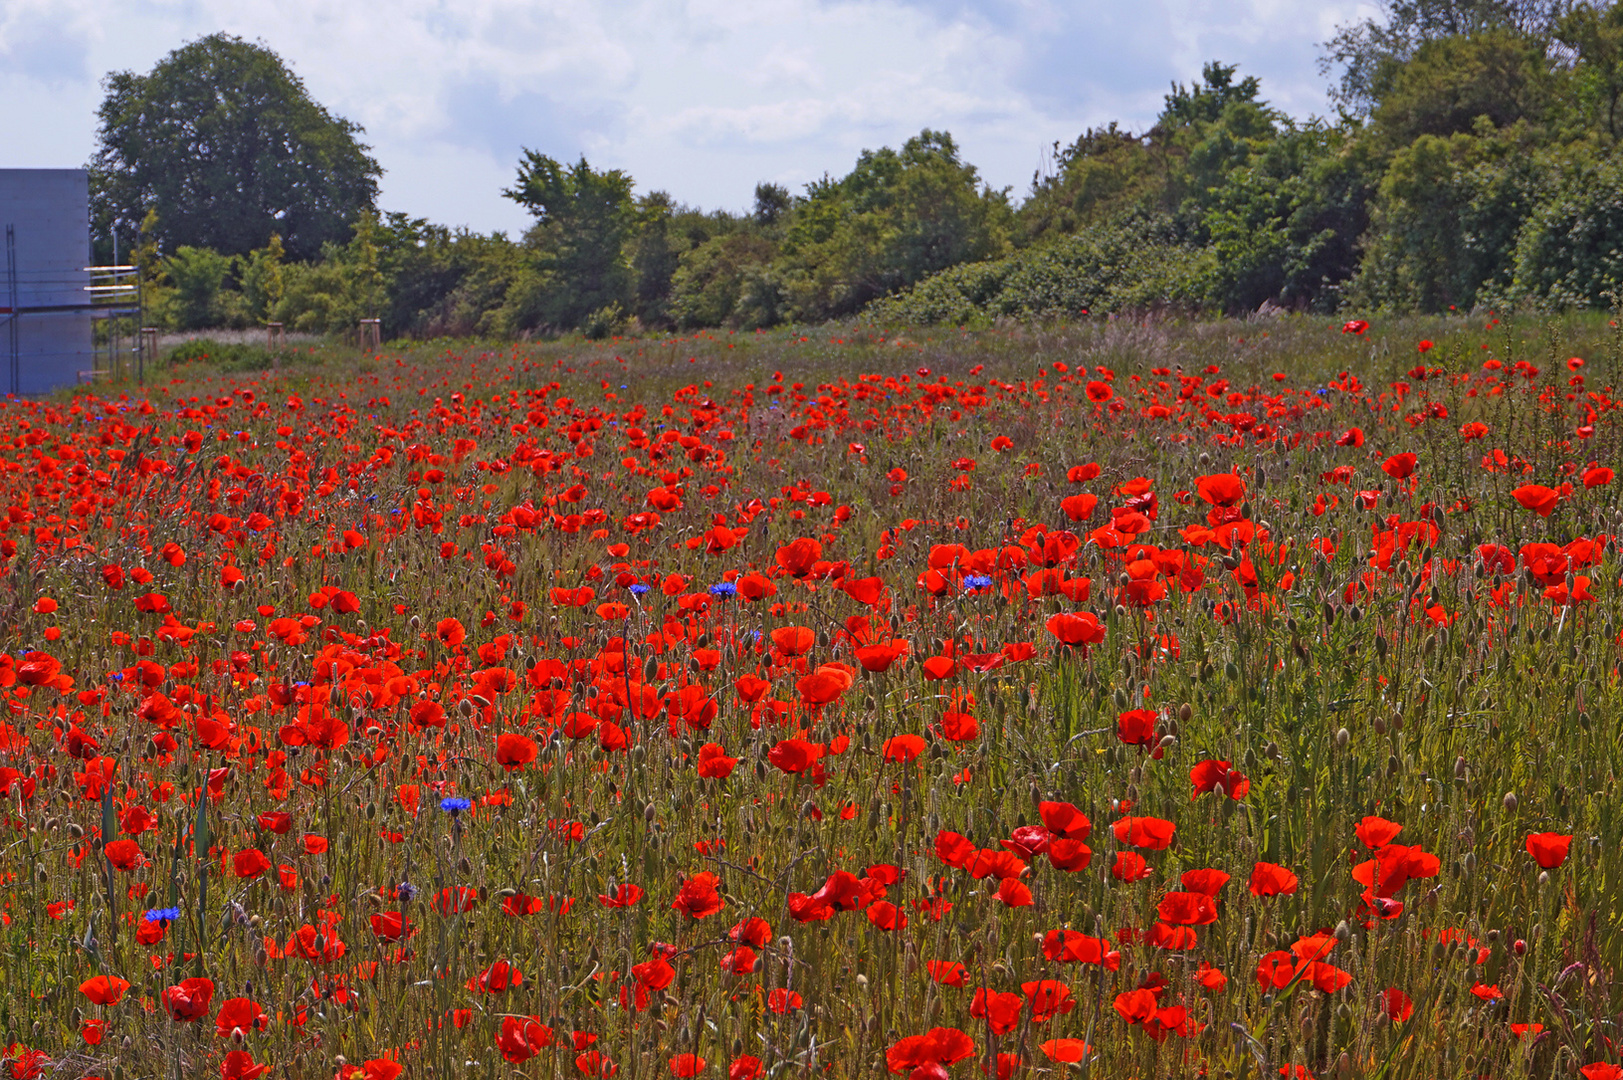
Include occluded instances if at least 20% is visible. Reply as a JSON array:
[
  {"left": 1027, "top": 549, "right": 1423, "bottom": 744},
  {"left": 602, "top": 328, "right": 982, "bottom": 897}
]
[
  {"left": 144, "top": 907, "right": 182, "bottom": 923},
  {"left": 708, "top": 582, "right": 737, "bottom": 598},
  {"left": 439, "top": 797, "right": 472, "bottom": 813},
  {"left": 396, "top": 881, "right": 417, "bottom": 901},
  {"left": 628, "top": 583, "right": 650, "bottom": 596},
  {"left": 963, "top": 575, "right": 993, "bottom": 592}
]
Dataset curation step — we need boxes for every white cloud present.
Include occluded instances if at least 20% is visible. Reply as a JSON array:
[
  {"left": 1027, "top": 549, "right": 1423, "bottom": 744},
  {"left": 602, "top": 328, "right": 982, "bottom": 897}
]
[{"left": 0, "top": 0, "right": 1370, "bottom": 231}]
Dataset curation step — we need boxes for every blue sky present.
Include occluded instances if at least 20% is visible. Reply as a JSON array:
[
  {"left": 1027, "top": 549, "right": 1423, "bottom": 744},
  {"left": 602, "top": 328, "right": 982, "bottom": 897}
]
[{"left": 0, "top": 0, "right": 1374, "bottom": 234}]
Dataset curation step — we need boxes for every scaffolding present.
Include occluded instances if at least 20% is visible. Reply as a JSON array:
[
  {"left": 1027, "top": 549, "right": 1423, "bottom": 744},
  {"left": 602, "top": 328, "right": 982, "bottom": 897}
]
[{"left": 0, "top": 224, "right": 144, "bottom": 393}]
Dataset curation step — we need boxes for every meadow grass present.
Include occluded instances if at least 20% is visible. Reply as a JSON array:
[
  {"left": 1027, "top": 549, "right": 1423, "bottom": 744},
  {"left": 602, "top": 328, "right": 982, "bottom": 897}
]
[{"left": 4, "top": 312, "right": 1623, "bottom": 1080}]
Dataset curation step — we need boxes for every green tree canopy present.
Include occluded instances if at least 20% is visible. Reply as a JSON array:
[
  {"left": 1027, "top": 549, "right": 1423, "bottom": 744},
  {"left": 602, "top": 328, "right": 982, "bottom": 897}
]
[
  {"left": 91, "top": 33, "right": 382, "bottom": 261},
  {"left": 502, "top": 153, "right": 638, "bottom": 330}
]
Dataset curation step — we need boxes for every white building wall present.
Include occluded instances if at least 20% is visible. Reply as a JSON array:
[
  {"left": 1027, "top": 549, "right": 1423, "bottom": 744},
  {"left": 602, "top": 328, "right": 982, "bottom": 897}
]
[{"left": 0, "top": 169, "right": 92, "bottom": 395}]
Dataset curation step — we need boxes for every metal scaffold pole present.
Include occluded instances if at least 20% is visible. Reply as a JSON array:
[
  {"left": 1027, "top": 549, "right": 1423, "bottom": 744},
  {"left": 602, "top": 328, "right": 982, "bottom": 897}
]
[{"left": 5, "top": 225, "right": 17, "bottom": 396}]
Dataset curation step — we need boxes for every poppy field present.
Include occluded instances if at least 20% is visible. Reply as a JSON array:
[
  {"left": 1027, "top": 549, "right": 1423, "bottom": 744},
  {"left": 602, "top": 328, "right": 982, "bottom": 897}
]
[{"left": 6, "top": 314, "right": 1623, "bottom": 1080}]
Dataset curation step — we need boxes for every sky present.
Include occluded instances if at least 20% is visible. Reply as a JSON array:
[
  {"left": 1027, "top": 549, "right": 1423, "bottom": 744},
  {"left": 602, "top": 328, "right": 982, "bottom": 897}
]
[{"left": 0, "top": 0, "right": 1376, "bottom": 235}]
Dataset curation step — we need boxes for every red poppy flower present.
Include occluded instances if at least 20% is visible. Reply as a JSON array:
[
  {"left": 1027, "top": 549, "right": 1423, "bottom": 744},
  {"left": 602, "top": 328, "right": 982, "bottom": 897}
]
[
  {"left": 162, "top": 977, "right": 215, "bottom": 1021},
  {"left": 871, "top": 734, "right": 923, "bottom": 765},
  {"left": 775, "top": 538, "right": 822, "bottom": 577},
  {"left": 1116, "top": 709, "right": 1158, "bottom": 747},
  {"left": 1355, "top": 816, "right": 1403, "bottom": 849},
  {"left": 369, "top": 912, "right": 410, "bottom": 941},
  {"left": 496, "top": 732, "right": 539, "bottom": 770},
  {"left": 1525, "top": 832, "right": 1572, "bottom": 869},
  {"left": 1195, "top": 473, "right": 1245, "bottom": 507},
  {"left": 233, "top": 848, "right": 271, "bottom": 879},
  {"left": 1157, "top": 891, "right": 1218, "bottom": 925},
  {"left": 798, "top": 663, "right": 854, "bottom": 706},
  {"left": 1248, "top": 862, "right": 1299, "bottom": 897},
  {"left": 1060, "top": 493, "right": 1098, "bottom": 521},
  {"left": 497, "top": 1016, "right": 554, "bottom": 1064},
  {"left": 222, "top": 1052, "right": 271, "bottom": 1080},
  {"left": 214, "top": 997, "right": 268, "bottom": 1039},
  {"left": 768, "top": 738, "right": 824, "bottom": 774},
  {"left": 1381, "top": 453, "right": 1417, "bottom": 480},
  {"left": 970, "top": 989, "right": 1023, "bottom": 1034},
  {"left": 1045, "top": 611, "right": 1105, "bottom": 651},
  {"left": 1255, "top": 951, "right": 1295, "bottom": 991},
  {"left": 1112, "top": 851, "right": 1152, "bottom": 882},
  {"left": 696, "top": 742, "right": 738, "bottom": 779},
  {"left": 886, "top": 1028, "right": 976, "bottom": 1073},
  {"left": 1511, "top": 484, "right": 1561, "bottom": 517},
  {"left": 671, "top": 872, "right": 725, "bottom": 918},
  {"left": 1180, "top": 868, "right": 1230, "bottom": 895},
  {"left": 1112, "top": 816, "right": 1176, "bottom": 850},
  {"left": 1189, "top": 759, "right": 1249, "bottom": 799},
  {"left": 670, "top": 1055, "right": 706, "bottom": 1077},
  {"left": 1113, "top": 988, "right": 1158, "bottom": 1024},
  {"left": 104, "top": 838, "right": 143, "bottom": 871},
  {"left": 78, "top": 975, "right": 130, "bottom": 1005},
  {"left": 770, "top": 626, "right": 815, "bottom": 656}
]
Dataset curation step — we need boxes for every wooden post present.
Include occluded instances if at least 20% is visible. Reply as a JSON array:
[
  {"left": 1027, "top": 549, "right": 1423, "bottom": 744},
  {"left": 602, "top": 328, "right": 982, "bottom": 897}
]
[
  {"left": 359, "top": 319, "right": 381, "bottom": 351},
  {"left": 139, "top": 327, "right": 159, "bottom": 373},
  {"left": 266, "top": 322, "right": 285, "bottom": 350}
]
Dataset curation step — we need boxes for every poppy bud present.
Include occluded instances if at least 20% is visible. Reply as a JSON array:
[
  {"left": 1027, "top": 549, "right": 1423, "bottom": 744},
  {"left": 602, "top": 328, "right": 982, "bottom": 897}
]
[
  {"left": 1503, "top": 792, "right": 1517, "bottom": 812},
  {"left": 1513, "top": 939, "right": 1526, "bottom": 955},
  {"left": 1178, "top": 702, "right": 1192, "bottom": 723},
  {"left": 1335, "top": 728, "right": 1349, "bottom": 748},
  {"left": 1538, "top": 871, "right": 1550, "bottom": 888},
  {"left": 1334, "top": 920, "right": 1350, "bottom": 942},
  {"left": 1454, "top": 756, "right": 1467, "bottom": 781}
]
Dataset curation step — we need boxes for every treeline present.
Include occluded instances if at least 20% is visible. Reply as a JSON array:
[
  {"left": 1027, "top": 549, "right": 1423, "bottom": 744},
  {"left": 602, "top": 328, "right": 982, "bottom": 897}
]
[{"left": 108, "top": 3, "right": 1623, "bottom": 336}]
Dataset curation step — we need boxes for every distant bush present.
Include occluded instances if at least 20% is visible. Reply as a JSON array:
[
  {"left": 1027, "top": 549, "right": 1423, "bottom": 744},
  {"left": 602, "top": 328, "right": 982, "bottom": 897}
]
[
  {"left": 1509, "top": 148, "right": 1623, "bottom": 308},
  {"left": 867, "top": 214, "right": 1214, "bottom": 325},
  {"left": 163, "top": 339, "right": 281, "bottom": 371}
]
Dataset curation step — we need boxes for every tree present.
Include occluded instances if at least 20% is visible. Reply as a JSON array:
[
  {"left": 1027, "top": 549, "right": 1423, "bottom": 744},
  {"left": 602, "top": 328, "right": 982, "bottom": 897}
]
[
  {"left": 502, "top": 153, "right": 638, "bottom": 330},
  {"left": 91, "top": 33, "right": 381, "bottom": 261},
  {"left": 1369, "top": 29, "right": 1555, "bottom": 145},
  {"left": 1554, "top": 2, "right": 1623, "bottom": 139},
  {"left": 775, "top": 130, "right": 1012, "bottom": 320},
  {"left": 1319, "top": 0, "right": 1562, "bottom": 116}
]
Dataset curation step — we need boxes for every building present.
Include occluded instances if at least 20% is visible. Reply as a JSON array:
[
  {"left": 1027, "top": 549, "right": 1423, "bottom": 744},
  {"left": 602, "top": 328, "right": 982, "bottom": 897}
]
[{"left": 0, "top": 169, "right": 94, "bottom": 395}]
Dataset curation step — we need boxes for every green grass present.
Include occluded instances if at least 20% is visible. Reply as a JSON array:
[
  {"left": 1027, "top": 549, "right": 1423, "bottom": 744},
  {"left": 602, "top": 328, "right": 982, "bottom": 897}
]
[{"left": 5, "top": 312, "right": 1623, "bottom": 1080}]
